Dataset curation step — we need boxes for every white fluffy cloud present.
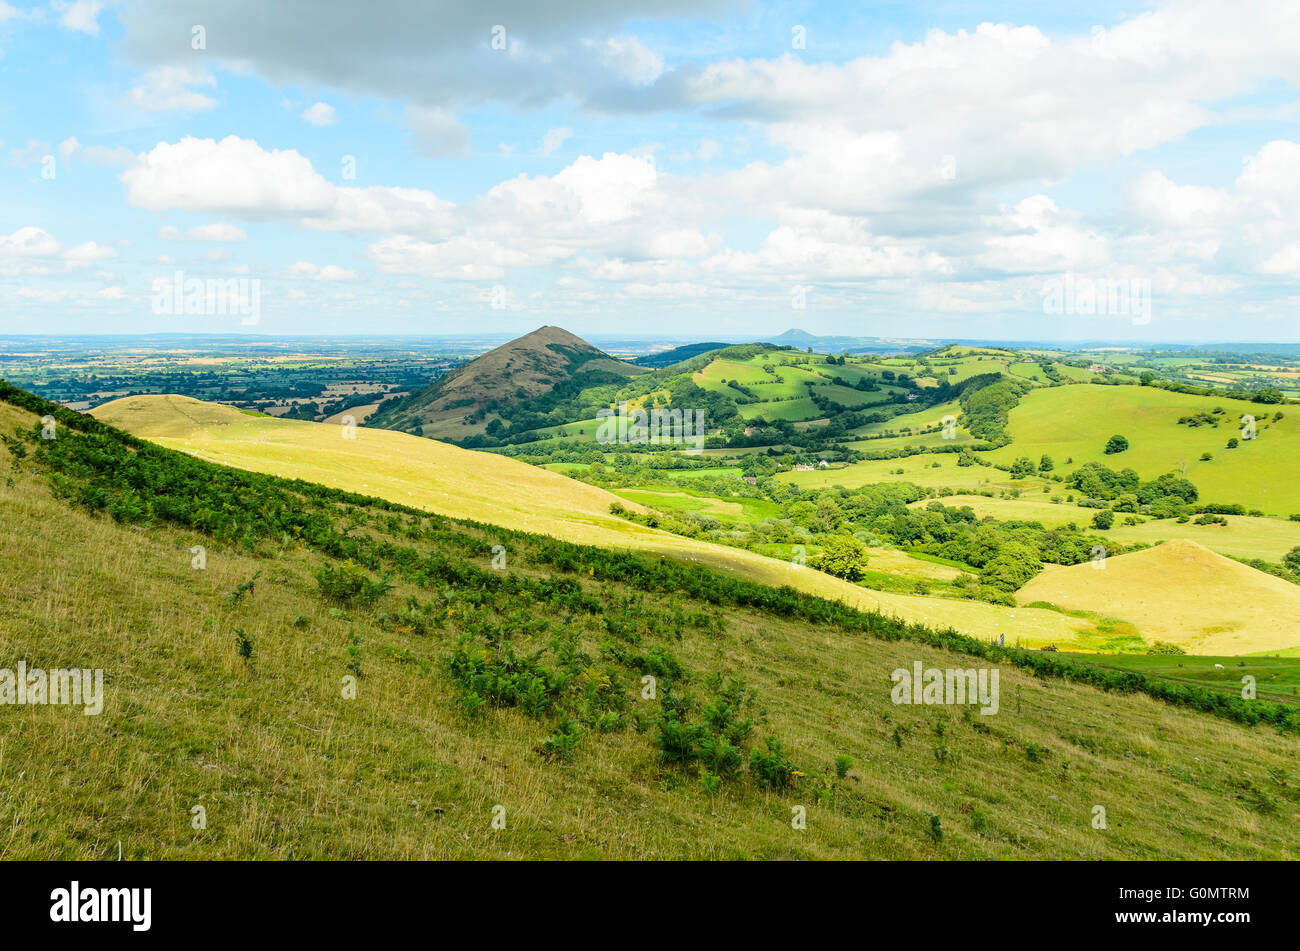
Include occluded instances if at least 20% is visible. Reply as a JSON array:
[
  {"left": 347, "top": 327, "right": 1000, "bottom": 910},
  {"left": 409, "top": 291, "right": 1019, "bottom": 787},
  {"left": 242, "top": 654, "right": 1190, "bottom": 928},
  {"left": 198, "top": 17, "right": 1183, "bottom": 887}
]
[
  {"left": 300, "top": 102, "right": 337, "bottom": 126},
  {"left": 1126, "top": 139, "right": 1300, "bottom": 280},
  {"left": 63, "top": 241, "right": 118, "bottom": 266},
  {"left": 0, "top": 227, "right": 120, "bottom": 280},
  {"left": 158, "top": 223, "right": 249, "bottom": 242},
  {"left": 123, "top": 136, "right": 337, "bottom": 218},
  {"left": 0, "top": 227, "right": 61, "bottom": 257},
  {"left": 368, "top": 235, "right": 569, "bottom": 281},
  {"left": 1129, "top": 172, "right": 1232, "bottom": 230},
  {"left": 52, "top": 0, "right": 103, "bottom": 35},
  {"left": 88, "top": 0, "right": 1300, "bottom": 330},
  {"left": 306, "top": 187, "right": 458, "bottom": 238},
  {"left": 285, "top": 261, "right": 359, "bottom": 281},
  {"left": 663, "top": 3, "right": 1300, "bottom": 224},
  {"left": 123, "top": 66, "right": 218, "bottom": 113}
]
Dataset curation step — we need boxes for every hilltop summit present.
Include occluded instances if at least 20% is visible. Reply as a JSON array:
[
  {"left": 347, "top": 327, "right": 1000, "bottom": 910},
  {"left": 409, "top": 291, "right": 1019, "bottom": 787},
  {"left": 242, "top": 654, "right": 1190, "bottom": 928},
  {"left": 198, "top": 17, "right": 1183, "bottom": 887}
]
[{"left": 369, "top": 325, "right": 641, "bottom": 440}]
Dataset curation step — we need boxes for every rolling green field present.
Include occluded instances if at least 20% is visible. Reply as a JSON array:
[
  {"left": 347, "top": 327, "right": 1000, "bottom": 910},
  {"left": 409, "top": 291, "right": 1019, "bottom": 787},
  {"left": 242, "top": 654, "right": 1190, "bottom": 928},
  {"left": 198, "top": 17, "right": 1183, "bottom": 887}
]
[
  {"left": 740, "top": 397, "right": 822, "bottom": 421},
  {"left": 909, "top": 494, "right": 1091, "bottom": 528},
  {"left": 779, "top": 455, "right": 1035, "bottom": 492},
  {"left": 850, "top": 398, "right": 965, "bottom": 437},
  {"left": 694, "top": 352, "right": 905, "bottom": 424},
  {"left": 846, "top": 430, "right": 977, "bottom": 452},
  {"left": 987, "top": 385, "right": 1300, "bottom": 514},
  {"left": 1068, "top": 654, "right": 1300, "bottom": 705},
  {"left": 920, "top": 494, "right": 1300, "bottom": 562},
  {"left": 613, "top": 484, "right": 783, "bottom": 523},
  {"left": 694, "top": 358, "right": 771, "bottom": 386}
]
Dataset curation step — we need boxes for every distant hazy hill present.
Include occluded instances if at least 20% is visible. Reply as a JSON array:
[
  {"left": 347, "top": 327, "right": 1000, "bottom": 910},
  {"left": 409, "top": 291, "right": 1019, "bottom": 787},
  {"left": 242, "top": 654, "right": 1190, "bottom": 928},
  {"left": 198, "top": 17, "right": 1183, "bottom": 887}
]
[
  {"left": 631, "top": 341, "right": 730, "bottom": 368},
  {"left": 765, "top": 328, "right": 937, "bottom": 355},
  {"left": 368, "top": 325, "right": 642, "bottom": 440}
]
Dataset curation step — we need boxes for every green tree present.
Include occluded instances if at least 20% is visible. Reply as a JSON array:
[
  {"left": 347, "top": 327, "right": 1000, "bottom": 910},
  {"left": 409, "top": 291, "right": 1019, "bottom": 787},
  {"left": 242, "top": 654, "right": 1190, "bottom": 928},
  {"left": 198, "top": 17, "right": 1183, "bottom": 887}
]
[
  {"left": 1092, "top": 510, "right": 1115, "bottom": 530},
  {"left": 978, "top": 541, "right": 1042, "bottom": 591},
  {"left": 1039, "top": 454, "right": 1054, "bottom": 472},
  {"left": 1284, "top": 546, "right": 1300, "bottom": 577},
  {"left": 786, "top": 500, "right": 817, "bottom": 528},
  {"left": 810, "top": 535, "right": 871, "bottom": 581},
  {"left": 1104, "top": 434, "right": 1129, "bottom": 454},
  {"left": 813, "top": 495, "right": 845, "bottom": 532}
]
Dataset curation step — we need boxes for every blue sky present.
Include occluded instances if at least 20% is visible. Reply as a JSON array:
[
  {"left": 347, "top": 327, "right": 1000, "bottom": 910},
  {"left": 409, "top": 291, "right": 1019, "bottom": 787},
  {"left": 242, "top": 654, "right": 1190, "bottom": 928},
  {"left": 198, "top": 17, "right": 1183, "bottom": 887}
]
[{"left": 1, "top": 0, "right": 1299, "bottom": 341}]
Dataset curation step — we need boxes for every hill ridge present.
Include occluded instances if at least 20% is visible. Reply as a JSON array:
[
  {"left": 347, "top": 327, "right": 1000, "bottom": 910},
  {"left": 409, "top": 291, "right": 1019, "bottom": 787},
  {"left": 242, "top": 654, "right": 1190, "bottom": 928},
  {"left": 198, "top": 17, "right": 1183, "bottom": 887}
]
[{"left": 368, "top": 325, "right": 641, "bottom": 440}]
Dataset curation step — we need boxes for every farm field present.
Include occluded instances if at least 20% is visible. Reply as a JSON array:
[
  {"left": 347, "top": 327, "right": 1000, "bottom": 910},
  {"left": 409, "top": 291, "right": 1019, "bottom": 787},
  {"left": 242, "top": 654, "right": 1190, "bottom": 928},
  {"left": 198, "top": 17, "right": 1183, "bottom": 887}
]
[
  {"left": 846, "top": 430, "right": 977, "bottom": 452},
  {"left": 906, "top": 498, "right": 1300, "bottom": 563},
  {"left": 911, "top": 494, "right": 1094, "bottom": 528},
  {"left": 613, "top": 484, "right": 784, "bottom": 523},
  {"left": 1067, "top": 654, "right": 1300, "bottom": 705},
  {"left": 850, "top": 398, "right": 964, "bottom": 437},
  {"left": 986, "top": 385, "right": 1300, "bottom": 514},
  {"left": 779, "top": 455, "right": 1036, "bottom": 492},
  {"left": 740, "top": 396, "right": 821, "bottom": 421}
]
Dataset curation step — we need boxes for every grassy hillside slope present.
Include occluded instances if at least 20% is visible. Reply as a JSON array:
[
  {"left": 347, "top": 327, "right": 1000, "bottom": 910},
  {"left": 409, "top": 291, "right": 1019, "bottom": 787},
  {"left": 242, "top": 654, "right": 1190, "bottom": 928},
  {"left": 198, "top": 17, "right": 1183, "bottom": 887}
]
[
  {"left": 1018, "top": 540, "right": 1300, "bottom": 655},
  {"left": 94, "top": 395, "right": 1135, "bottom": 650},
  {"left": 3, "top": 391, "right": 1300, "bottom": 859},
  {"left": 987, "top": 385, "right": 1300, "bottom": 513}
]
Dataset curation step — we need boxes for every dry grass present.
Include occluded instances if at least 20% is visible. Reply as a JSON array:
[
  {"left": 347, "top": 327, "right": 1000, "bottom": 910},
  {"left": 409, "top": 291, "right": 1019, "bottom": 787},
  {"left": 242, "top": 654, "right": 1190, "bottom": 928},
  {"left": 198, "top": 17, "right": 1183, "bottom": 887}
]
[
  {"left": 1, "top": 400, "right": 1299, "bottom": 859},
  {"left": 1018, "top": 540, "right": 1300, "bottom": 654}
]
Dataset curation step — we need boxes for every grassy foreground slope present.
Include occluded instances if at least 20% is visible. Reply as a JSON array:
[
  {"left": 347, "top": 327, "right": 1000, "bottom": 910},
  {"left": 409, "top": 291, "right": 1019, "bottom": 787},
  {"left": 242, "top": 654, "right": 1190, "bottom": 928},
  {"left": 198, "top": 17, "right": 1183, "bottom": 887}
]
[
  {"left": 92, "top": 395, "right": 1113, "bottom": 650},
  {"left": 3, "top": 390, "right": 1300, "bottom": 859}
]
